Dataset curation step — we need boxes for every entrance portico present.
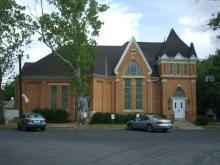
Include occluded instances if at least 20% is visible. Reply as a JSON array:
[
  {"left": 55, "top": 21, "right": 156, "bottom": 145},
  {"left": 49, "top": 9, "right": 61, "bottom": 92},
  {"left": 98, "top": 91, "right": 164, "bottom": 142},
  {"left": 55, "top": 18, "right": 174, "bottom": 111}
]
[{"left": 172, "top": 88, "right": 186, "bottom": 119}]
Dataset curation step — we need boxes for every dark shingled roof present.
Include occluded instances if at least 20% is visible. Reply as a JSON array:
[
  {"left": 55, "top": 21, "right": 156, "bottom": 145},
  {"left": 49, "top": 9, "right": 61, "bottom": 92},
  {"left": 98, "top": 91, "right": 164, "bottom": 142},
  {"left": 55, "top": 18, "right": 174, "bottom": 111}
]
[
  {"left": 158, "top": 28, "right": 194, "bottom": 58},
  {"left": 189, "top": 43, "right": 197, "bottom": 56},
  {"left": 21, "top": 29, "right": 196, "bottom": 78},
  {"left": 92, "top": 44, "right": 127, "bottom": 76},
  {"left": 21, "top": 54, "right": 72, "bottom": 77}
]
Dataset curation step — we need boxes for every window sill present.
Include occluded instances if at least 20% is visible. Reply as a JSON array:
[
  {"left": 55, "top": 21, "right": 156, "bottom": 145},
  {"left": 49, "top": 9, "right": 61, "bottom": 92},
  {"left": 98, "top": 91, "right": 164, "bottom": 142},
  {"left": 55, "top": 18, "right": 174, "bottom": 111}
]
[
  {"left": 123, "top": 110, "right": 132, "bottom": 112},
  {"left": 134, "top": 109, "right": 144, "bottom": 112}
]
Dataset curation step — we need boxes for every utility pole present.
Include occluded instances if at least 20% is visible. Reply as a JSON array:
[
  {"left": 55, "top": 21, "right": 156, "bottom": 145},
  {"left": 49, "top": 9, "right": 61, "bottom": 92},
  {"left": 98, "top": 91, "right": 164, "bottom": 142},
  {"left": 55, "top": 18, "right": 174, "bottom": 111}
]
[{"left": 19, "top": 55, "right": 23, "bottom": 117}]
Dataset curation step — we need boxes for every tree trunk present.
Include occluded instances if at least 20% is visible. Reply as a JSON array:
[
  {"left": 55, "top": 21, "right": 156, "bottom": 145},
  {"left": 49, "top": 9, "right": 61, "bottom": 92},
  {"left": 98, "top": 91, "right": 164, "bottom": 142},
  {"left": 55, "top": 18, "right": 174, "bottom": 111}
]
[
  {"left": 74, "top": 91, "right": 82, "bottom": 126},
  {"left": 74, "top": 67, "right": 82, "bottom": 126}
]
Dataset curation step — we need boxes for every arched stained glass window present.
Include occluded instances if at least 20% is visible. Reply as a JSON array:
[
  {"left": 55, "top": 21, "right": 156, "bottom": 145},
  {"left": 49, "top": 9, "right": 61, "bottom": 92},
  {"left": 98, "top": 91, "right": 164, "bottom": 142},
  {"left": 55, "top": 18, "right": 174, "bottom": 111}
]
[{"left": 125, "top": 60, "right": 142, "bottom": 76}]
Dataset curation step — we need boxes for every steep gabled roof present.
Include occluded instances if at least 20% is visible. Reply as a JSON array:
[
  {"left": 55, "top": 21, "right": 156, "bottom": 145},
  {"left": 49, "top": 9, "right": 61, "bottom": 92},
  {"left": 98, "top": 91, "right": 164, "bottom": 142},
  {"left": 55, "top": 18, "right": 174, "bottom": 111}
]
[
  {"left": 189, "top": 43, "right": 197, "bottom": 57},
  {"left": 92, "top": 45, "right": 127, "bottom": 76},
  {"left": 21, "top": 29, "right": 197, "bottom": 78},
  {"left": 21, "top": 53, "right": 72, "bottom": 77},
  {"left": 114, "top": 37, "right": 153, "bottom": 75},
  {"left": 158, "top": 29, "right": 190, "bottom": 57}
]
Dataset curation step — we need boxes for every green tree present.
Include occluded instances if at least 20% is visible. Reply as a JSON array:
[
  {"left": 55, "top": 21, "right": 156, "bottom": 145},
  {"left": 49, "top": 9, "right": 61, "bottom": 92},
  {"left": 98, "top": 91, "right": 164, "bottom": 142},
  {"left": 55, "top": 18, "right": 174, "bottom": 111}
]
[
  {"left": 2, "top": 80, "right": 15, "bottom": 101},
  {"left": 209, "top": 10, "right": 220, "bottom": 39},
  {"left": 0, "top": 0, "right": 32, "bottom": 123},
  {"left": 196, "top": 51, "right": 220, "bottom": 116},
  {"left": 196, "top": 0, "right": 220, "bottom": 119},
  {"left": 32, "top": 0, "right": 108, "bottom": 123}
]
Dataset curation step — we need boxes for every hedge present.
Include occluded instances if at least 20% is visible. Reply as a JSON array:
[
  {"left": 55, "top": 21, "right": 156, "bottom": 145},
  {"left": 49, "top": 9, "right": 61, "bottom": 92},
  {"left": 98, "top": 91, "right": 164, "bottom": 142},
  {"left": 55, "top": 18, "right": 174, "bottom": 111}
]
[
  {"left": 90, "top": 112, "right": 137, "bottom": 124},
  {"left": 195, "top": 115, "right": 208, "bottom": 126},
  {"left": 32, "top": 109, "right": 69, "bottom": 123}
]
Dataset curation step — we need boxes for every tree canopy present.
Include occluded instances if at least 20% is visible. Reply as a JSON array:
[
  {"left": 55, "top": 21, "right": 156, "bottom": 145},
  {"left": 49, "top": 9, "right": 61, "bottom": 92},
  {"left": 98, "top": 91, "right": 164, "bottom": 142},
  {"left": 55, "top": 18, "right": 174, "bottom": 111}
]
[
  {"left": 0, "top": 0, "right": 32, "bottom": 123},
  {"left": 0, "top": 0, "right": 32, "bottom": 78},
  {"left": 32, "top": 0, "right": 108, "bottom": 122},
  {"left": 197, "top": 50, "right": 220, "bottom": 116},
  {"left": 197, "top": 1, "right": 220, "bottom": 119},
  {"left": 209, "top": 10, "right": 220, "bottom": 39},
  {"left": 2, "top": 80, "right": 15, "bottom": 101}
]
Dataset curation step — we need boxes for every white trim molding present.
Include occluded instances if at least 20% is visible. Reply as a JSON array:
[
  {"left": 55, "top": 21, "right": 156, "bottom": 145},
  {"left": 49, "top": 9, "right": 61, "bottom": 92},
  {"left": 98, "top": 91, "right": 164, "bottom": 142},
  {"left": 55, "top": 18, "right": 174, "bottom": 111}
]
[
  {"left": 160, "top": 75, "right": 197, "bottom": 78},
  {"left": 114, "top": 37, "right": 152, "bottom": 75},
  {"left": 115, "top": 78, "right": 120, "bottom": 82},
  {"left": 48, "top": 83, "right": 70, "bottom": 86},
  {"left": 189, "top": 55, "right": 198, "bottom": 61},
  {"left": 158, "top": 60, "right": 197, "bottom": 64},
  {"left": 160, "top": 53, "right": 169, "bottom": 60},
  {"left": 122, "top": 76, "right": 146, "bottom": 78},
  {"left": 161, "top": 79, "right": 168, "bottom": 83},
  {"left": 174, "top": 52, "right": 185, "bottom": 60}
]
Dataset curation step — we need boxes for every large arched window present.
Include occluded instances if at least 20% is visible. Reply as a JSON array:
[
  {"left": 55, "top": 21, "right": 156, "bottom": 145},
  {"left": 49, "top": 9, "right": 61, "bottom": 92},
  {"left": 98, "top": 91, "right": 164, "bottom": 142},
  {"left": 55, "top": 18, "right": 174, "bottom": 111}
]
[
  {"left": 125, "top": 60, "right": 142, "bottom": 76},
  {"left": 124, "top": 60, "right": 143, "bottom": 112}
]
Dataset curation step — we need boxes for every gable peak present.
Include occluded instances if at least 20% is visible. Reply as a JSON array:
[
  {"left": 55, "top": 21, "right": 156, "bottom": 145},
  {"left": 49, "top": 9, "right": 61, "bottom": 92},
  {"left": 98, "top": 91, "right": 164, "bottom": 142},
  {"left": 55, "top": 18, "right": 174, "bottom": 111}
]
[
  {"left": 167, "top": 28, "right": 181, "bottom": 41},
  {"left": 189, "top": 42, "right": 197, "bottom": 57}
]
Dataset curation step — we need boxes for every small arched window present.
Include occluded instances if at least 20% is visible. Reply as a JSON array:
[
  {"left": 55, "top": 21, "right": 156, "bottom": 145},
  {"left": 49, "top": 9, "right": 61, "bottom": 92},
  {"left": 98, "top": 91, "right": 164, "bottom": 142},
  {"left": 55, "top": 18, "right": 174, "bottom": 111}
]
[
  {"left": 173, "top": 87, "right": 185, "bottom": 97},
  {"left": 125, "top": 60, "right": 142, "bottom": 76}
]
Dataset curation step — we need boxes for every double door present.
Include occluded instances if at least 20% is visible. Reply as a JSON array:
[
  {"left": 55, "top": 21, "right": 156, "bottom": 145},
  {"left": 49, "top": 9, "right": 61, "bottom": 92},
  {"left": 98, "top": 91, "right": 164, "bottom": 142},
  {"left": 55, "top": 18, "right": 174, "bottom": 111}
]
[{"left": 172, "top": 98, "right": 185, "bottom": 119}]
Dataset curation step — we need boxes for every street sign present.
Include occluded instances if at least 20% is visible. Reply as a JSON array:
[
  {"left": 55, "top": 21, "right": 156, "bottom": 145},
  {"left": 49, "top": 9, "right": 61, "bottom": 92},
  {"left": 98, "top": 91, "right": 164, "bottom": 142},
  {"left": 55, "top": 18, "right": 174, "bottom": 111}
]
[{"left": 111, "top": 114, "right": 115, "bottom": 120}]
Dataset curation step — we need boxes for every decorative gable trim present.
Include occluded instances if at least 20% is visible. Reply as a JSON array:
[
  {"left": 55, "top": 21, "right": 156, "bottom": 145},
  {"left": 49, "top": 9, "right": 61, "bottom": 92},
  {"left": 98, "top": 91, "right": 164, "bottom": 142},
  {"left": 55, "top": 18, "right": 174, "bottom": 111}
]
[
  {"left": 189, "top": 54, "right": 198, "bottom": 61},
  {"left": 114, "top": 37, "right": 152, "bottom": 75},
  {"left": 174, "top": 52, "right": 184, "bottom": 60},
  {"left": 160, "top": 53, "right": 169, "bottom": 59}
]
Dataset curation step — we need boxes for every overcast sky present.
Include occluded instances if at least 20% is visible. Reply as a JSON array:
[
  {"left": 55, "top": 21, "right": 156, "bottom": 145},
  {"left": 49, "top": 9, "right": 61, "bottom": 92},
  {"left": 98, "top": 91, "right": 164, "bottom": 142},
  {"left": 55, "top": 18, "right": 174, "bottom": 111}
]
[{"left": 21, "top": 0, "right": 220, "bottom": 63}]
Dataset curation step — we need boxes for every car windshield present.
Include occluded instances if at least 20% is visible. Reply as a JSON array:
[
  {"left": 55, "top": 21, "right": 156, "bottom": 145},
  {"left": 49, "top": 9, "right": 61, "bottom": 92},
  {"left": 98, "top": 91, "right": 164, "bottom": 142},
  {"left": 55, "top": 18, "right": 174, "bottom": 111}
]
[
  {"left": 27, "top": 114, "right": 42, "bottom": 118},
  {"left": 152, "top": 115, "right": 165, "bottom": 119}
]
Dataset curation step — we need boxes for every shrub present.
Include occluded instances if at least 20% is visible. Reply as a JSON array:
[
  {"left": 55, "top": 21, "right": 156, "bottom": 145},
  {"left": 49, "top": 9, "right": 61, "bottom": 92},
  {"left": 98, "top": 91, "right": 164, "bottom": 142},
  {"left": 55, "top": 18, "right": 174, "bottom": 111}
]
[
  {"left": 195, "top": 116, "right": 208, "bottom": 126},
  {"left": 32, "top": 109, "right": 69, "bottom": 123},
  {"left": 90, "top": 112, "right": 137, "bottom": 124},
  {"left": 90, "top": 112, "right": 111, "bottom": 124}
]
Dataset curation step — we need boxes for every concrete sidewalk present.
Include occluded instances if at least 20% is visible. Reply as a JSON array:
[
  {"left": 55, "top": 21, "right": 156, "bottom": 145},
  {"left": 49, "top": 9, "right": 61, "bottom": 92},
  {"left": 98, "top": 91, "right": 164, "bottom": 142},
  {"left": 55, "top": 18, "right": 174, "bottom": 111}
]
[
  {"left": 0, "top": 122, "right": 211, "bottom": 130},
  {"left": 47, "top": 123, "right": 80, "bottom": 129},
  {"left": 0, "top": 123, "right": 78, "bottom": 129}
]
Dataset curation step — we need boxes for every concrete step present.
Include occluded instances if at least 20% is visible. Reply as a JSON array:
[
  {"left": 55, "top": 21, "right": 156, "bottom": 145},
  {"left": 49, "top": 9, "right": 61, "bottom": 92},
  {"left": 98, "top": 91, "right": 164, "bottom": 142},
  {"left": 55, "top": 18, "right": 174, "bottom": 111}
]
[{"left": 174, "top": 120, "right": 204, "bottom": 130}]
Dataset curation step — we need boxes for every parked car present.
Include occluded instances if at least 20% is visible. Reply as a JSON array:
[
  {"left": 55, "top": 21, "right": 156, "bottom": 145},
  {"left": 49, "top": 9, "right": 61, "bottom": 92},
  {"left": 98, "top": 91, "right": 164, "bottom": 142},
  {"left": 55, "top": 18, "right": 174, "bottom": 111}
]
[
  {"left": 127, "top": 115, "right": 172, "bottom": 132},
  {"left": 17, "top": 113, "right": 46, "bottom": 131}
]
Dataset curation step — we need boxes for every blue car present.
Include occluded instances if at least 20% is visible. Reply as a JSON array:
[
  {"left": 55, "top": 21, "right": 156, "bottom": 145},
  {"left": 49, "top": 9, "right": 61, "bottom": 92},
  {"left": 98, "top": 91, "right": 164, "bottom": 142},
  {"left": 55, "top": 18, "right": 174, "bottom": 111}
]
[{"left": 17, "top": 113, "right": 46, "bottom": 131}]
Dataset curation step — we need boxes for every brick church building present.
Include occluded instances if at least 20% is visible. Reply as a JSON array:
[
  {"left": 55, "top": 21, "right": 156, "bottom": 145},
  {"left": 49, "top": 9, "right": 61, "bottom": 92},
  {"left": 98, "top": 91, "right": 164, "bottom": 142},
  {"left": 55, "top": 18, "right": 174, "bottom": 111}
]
[{"left": 16, "top": 29, "right": 198, "bottom": 121}]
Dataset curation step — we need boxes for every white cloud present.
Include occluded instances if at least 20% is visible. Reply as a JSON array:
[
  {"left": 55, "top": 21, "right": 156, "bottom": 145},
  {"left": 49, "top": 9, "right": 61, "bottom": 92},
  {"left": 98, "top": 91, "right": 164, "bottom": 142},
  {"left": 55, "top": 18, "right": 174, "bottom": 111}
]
[
  {"left": 97, "top": 1, "right": 143, "bottom": 45},
  {"left": 25, "top": 41, "right": 51, "bottom": 62},
  {"left": 181, "top": 28, "right": 219, "bottom": 59},
  {"left": 178, "top": 17, "right": 192, "bottom": 25},
  {"left": 178, "top": 0, "right": 220, "bottom": 59}
]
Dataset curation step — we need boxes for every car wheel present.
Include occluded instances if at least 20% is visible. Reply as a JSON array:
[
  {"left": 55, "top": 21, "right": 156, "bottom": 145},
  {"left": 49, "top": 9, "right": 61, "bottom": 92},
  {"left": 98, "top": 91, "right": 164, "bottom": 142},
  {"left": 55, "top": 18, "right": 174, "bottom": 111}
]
[
  {"left": 23, "top": 126, "right": 28, "bottom": 131},
  {"left": 17, "top": 124, "right": 21, "bottom": 130},
  {"left": 41, "top": 127, "right": 45, "bottom": 131},
  {"left": 147, "top": 124, "right": 153, "bottom": 132},
  {"left": 127, "top": 124, "right": 133, "bottom": 130}
]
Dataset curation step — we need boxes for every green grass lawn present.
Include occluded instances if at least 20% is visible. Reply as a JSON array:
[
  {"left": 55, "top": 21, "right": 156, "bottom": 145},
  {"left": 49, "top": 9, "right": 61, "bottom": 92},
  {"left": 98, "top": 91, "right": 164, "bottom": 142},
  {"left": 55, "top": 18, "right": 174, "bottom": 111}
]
[
  {"left": 88, "top": 124, "right": 126, "bottom": 129},
  {"left": 203, "top": 123, "right": 220, "bottom": 130}
]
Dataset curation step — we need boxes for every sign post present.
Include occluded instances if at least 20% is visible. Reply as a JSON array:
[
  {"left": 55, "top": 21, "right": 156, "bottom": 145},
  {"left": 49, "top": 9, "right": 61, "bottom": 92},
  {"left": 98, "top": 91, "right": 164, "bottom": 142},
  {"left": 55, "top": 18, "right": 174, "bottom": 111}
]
[{"left": 111, "top": 114, "right": 115, "bottom": 124}]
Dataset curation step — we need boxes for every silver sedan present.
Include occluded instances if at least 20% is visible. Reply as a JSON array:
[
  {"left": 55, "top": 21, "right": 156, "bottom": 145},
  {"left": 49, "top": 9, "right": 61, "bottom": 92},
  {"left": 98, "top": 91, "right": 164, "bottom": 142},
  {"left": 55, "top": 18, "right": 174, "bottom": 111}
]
[{"left": 127, "top": 115, "right": 172, "bottom": 132}]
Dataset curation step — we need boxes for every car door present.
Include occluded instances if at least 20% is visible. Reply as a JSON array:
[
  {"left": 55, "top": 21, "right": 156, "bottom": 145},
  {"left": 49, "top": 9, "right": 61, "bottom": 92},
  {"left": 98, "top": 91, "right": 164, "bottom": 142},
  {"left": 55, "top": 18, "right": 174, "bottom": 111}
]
[
  {"left": 132, "top": 117, "right": 142, "bottom": 129},
  {"left": 139, "top": 116, "right": 149, "bottom": 130}
]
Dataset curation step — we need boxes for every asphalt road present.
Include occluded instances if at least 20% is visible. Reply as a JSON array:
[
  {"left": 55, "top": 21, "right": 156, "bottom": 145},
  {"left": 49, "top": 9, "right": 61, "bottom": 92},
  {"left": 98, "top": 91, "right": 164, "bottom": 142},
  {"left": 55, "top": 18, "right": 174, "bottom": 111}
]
[{"left": 0, "top": 128, "right": 219, "bottom": 165}]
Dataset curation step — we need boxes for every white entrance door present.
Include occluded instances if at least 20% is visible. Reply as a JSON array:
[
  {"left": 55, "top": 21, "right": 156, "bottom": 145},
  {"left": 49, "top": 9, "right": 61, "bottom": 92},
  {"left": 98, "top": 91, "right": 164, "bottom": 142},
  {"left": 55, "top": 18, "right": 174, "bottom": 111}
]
[{"left": 172, "top": 98, "right": 185, "bottom": 119}]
